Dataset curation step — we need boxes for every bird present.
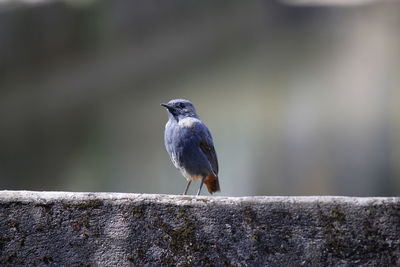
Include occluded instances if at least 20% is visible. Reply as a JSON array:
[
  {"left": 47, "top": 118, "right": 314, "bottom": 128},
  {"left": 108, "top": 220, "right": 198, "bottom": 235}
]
[{"left": 161, "top": 99, "right": 220, "bottom": 196}]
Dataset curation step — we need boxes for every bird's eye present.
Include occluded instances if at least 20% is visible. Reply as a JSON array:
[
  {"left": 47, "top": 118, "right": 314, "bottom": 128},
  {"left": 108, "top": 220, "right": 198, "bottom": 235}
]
[{"left": 178, "top": 103, "right": 185, "bottom": 108}]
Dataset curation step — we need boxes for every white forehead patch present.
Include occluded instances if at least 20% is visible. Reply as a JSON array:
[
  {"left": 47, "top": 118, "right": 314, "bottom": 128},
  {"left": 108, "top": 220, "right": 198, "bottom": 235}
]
[{"left": 178, "top": 117, "right": 200, "bottom": 128}]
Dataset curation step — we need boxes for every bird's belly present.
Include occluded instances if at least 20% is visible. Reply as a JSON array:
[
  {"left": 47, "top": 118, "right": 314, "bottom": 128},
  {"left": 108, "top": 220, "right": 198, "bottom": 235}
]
[
  {"left": 179, "top": 167, "right": 203, "bottom": 181},
  {"left": 176, "top": 143, "right": 210, "bottom": 178},
  {"left": 165, "top": 122, "right": 211, "bottom": 180}
]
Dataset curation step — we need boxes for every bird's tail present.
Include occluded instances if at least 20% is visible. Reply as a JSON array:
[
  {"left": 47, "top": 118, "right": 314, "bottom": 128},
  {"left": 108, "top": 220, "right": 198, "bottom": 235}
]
[{"left": 204, "top": 174, "right": 220, "bottom": 194}]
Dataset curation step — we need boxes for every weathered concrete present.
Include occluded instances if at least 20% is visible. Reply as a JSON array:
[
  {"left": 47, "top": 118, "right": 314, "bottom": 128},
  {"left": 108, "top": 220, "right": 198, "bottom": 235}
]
[{"left": 0, "top": 191, "right": 399, "bottom": 266}]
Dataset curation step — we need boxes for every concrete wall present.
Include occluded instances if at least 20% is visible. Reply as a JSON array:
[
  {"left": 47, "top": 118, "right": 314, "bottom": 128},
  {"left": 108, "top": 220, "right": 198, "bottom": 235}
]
[{"left": 0, "top": 191, "right": 399, "bottom": 266}]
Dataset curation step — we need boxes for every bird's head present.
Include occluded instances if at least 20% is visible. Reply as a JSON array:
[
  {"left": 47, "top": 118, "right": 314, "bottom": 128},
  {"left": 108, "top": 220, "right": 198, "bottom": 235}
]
[{"left": 161, "top": 99, "right": 198, "bottom": 120}]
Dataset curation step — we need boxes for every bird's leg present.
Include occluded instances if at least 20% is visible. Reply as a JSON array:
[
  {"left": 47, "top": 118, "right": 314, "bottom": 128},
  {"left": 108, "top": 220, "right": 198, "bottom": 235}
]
[
  {"left": 183, "top": 180, "right": 191, "bottom": 195},
  {"left": 196, "top": 178, "right": 205, "bottom": 196}
]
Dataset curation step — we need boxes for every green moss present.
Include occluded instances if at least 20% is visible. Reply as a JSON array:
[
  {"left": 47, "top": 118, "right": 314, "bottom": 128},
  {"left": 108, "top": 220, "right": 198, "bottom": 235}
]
[
  {"left": 242, "top": 206, "right": 257, "bottom": 225},
  {"left": 42, "top": 256, "right": 53, "bottom": 264},
  {"left": 62, "top": 199, "right": 103, "bottom": 210},
  {"left": 319, "top": 205, "right": 399, "bottom": 263},
  {"left": 2, "top": 252, "right": 16, "bottom": 264},
  {"left": 35, "top": 203, "right": 54, "bottom": 213},
  {"left": 128, "top": 247, "right": 146, "bottom": 264},
  {"left": 71, "top": 217, "right": 90, "bottom": 232},
  {"left": 131, "top": 205, "right": 146, "bottom": 219},
  {"left": 0, "top": 236, "right": 10, "bottom": 251},
  {"left": 156, "top": 207, "right": 212, "bottom": 266},
  {"left": 320, "top": 206, "right": 348, "bottom": 259},
  {"left": 9, "top": 221, "right": 19, "bottom": 230},
  {"left": 19, "top": 238, "right": 25, "bottom": 248}
]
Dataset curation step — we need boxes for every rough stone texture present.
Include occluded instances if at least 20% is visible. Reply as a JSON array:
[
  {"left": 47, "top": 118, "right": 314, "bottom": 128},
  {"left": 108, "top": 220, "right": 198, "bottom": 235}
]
[{"left": 0, "top": 191, "right": 399, "bottom": 266}]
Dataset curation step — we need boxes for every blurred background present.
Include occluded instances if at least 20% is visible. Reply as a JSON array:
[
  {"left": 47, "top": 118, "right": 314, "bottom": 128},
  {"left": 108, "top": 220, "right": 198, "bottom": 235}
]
[{"left": 0, "top": 0, "right": 399, "bottom": 196}]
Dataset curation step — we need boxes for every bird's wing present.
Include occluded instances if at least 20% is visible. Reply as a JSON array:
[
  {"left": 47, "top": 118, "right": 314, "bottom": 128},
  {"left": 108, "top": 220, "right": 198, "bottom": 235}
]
[{"left": 195, "top": 123, "right": 219, "bottom": 176}]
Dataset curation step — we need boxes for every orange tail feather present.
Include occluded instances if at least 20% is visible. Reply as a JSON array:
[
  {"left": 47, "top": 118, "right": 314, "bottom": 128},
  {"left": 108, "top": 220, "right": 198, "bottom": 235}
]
[{"left": 204, "top": 174, "right": 220, "bottom": 194}]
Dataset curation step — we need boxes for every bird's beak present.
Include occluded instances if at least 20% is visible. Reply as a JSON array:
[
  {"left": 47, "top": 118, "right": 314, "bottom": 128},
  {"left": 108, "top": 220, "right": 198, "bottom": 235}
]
[{"left": 161, "top": 103, "right": 172, "bottom": 109}]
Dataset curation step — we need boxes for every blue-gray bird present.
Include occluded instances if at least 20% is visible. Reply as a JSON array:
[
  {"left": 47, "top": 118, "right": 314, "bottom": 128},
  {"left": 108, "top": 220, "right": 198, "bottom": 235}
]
[{"left": 161, "top": 99, "right": 220, "bottom": 195}]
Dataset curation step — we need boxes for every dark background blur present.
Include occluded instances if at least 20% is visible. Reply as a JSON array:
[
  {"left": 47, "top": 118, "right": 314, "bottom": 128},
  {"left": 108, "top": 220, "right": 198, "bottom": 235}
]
[{"left": 0, "top": 0, "right": 399, "bottom": 196}]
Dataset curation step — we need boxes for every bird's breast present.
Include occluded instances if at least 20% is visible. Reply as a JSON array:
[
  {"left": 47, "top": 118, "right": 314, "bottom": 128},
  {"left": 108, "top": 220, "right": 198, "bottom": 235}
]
[{"left": 178, "top": 117, "right": 200, "bottom": 128}]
